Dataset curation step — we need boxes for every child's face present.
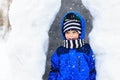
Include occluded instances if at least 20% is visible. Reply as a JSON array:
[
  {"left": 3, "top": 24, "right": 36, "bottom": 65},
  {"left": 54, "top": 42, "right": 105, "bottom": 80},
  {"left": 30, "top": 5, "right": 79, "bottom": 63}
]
[{"left": 65, "top": 30, "right": 79, "bottom": 40}]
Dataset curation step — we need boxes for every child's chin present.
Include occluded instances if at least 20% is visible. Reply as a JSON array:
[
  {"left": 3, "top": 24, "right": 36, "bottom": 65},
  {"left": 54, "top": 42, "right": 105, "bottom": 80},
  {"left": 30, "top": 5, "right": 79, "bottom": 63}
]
[{"left": 68, "top": 38, "right": 78, "bottom": 40}]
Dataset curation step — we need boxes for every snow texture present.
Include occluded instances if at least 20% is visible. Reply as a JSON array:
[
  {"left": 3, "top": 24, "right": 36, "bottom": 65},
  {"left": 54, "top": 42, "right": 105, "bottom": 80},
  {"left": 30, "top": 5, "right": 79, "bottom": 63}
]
[
  {"left": 82, "top": 0, "right": 120, "bottom": 80},
  {"left": 0, "top": 0, "right": 61, "bottom": 80}
]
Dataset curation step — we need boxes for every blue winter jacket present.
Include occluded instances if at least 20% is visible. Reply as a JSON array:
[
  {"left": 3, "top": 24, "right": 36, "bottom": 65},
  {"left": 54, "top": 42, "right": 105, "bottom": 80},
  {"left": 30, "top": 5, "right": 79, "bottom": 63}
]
[{"left": 48, "top": 12, "right": 96, "bottom": 80}]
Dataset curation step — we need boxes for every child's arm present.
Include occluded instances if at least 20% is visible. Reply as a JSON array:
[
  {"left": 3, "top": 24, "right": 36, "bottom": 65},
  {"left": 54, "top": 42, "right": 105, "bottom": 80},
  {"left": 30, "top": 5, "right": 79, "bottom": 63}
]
[
  {"left": 88, "top": 47, "right": 96, "bottom": 80},
  {"left": 48, "top": 51, "right": 59, "bottom": 80}
]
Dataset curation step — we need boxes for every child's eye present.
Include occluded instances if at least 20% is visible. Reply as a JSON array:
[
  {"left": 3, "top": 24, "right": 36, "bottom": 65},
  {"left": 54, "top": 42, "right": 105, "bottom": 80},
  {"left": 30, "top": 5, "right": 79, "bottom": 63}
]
[
  {"left": 73, "top": 31, "right": 76, "bottom": 33},
  {"left": 65, "top": 31, "right": 70, "bottom": 34},
  {"left": 72, "top": 31, "right": 77, "bottom": 33}
]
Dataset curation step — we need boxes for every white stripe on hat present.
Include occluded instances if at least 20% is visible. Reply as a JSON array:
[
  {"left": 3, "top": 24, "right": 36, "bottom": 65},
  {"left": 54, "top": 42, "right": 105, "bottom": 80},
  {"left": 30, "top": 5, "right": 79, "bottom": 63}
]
[
  {"left": 63, "top": 23, "right": 81, "bottom": 29},
  {"left": 64, "top": 26, "right": 81, "bottom": 32},
  {"left": 64, "top": 20, "right": 79, "bottom": 25},
  {"left": 77, "top": 30, "right": 81, "bottom": 34}
]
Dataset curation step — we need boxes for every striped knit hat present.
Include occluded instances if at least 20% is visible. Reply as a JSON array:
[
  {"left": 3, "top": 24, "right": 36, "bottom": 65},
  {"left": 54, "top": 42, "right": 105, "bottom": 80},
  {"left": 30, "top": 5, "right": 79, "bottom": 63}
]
[{"left": 62, "top": 13, "right": 82, "bottom": 34}]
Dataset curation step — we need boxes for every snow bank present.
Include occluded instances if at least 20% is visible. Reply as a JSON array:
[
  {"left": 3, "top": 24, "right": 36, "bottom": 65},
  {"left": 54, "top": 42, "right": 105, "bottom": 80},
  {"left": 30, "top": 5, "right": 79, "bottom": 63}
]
[
  {"left": 0, "top": 0, "right": 61, "bottom": 80},
  {"left": 82, "top": 0, "right": 120, "bottom": 80}
]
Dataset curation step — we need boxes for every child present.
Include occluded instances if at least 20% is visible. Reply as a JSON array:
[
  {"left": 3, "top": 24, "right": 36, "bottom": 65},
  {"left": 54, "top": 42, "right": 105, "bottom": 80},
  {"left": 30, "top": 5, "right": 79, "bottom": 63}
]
[{"left": 48, "top": 11, "right": 96, "bottom": 80}]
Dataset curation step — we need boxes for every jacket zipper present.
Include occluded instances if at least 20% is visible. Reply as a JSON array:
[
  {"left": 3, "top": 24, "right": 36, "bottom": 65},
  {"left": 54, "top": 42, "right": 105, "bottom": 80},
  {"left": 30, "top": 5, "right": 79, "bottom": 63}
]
[{"left": 78, "top": 56, "right": 80, "bottom": 72}]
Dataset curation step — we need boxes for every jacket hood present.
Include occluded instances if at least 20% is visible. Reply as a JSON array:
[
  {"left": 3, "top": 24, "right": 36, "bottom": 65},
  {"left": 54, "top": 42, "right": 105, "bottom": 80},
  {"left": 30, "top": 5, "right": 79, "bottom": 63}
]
[{"left": 60, "top": 11, "right": 86, "bottom": 40}]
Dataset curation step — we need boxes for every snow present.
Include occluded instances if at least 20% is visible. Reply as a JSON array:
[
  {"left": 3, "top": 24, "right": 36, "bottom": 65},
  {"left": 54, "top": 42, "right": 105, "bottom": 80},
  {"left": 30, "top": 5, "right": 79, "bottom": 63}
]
[
  {"left": 82, "top": 0, "right": 120, "bottom": 80},
  {"left": 0, "top": 0, "right": 120, "bottom": 80},
  {"left": 0, "top": 0, "right": 61, "bottom": 80}
]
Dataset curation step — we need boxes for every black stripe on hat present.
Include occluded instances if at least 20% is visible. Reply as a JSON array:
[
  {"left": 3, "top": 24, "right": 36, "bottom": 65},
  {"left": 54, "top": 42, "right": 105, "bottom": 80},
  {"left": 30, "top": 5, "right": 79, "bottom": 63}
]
[
  {"left": 64, "top": 20, "right": 80, "bottom": 26},
  {"left": 63, "top": 20, "right": 81, "bottom": 28},
  {"left": 63, "top": 26, "right": 81, "bottom": 33},
  {"left": 63, "top": 22, "right": 81, "bottom": 29},
  {"left": 63, "top": 20, "right": 81, "bottom": 33}
]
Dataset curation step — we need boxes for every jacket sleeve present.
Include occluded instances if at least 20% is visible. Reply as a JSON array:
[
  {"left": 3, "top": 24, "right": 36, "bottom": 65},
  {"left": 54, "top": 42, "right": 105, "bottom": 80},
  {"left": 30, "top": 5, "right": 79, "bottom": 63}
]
[
  {"left": 48, "top": 51, "right": 59, "bottom": 80},
  {"left": 88, "top": 47, "right": 96, "bottom": 80}
]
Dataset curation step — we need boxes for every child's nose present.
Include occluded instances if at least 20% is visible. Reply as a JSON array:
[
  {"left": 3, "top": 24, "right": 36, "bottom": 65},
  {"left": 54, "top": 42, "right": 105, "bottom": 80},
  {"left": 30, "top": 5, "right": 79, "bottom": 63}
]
[{"left": 69, "top": 35, "right": 74, "bottom": 40}]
